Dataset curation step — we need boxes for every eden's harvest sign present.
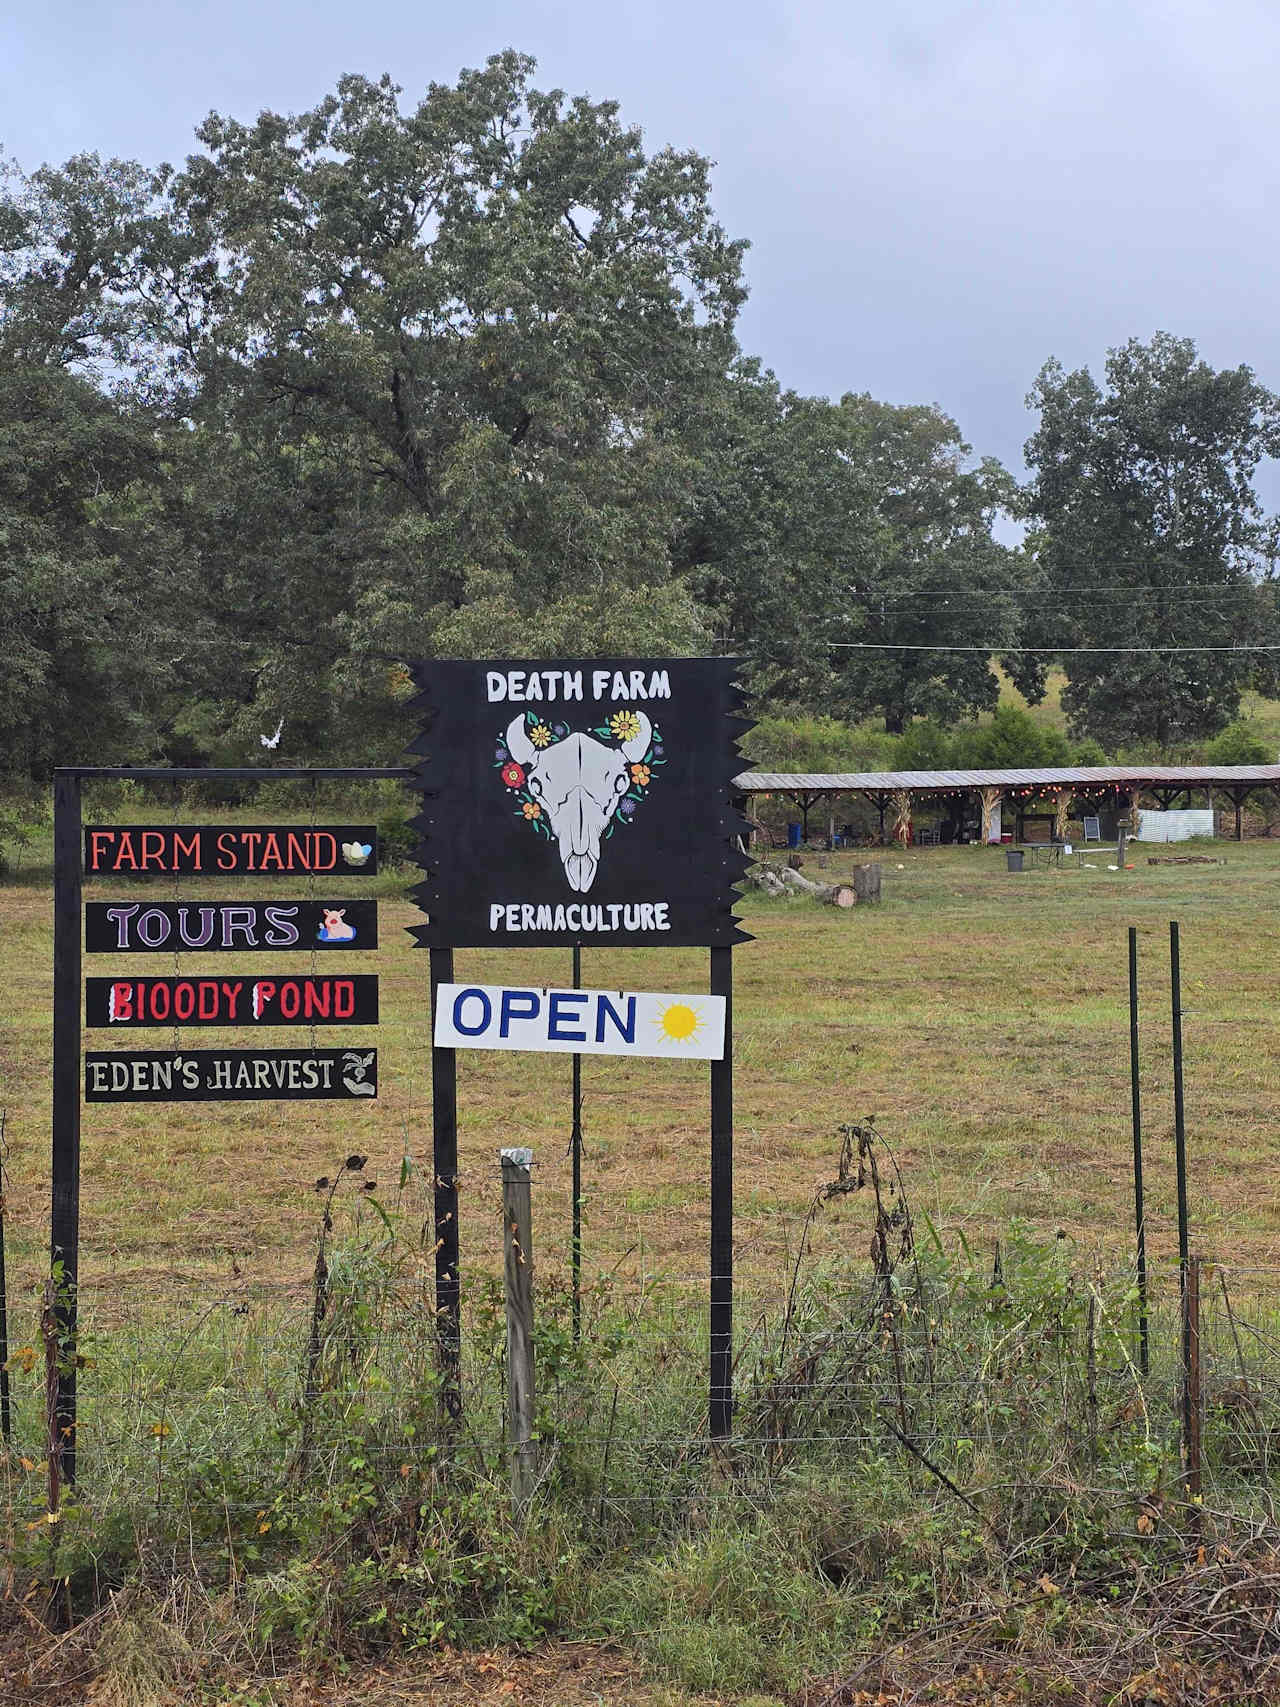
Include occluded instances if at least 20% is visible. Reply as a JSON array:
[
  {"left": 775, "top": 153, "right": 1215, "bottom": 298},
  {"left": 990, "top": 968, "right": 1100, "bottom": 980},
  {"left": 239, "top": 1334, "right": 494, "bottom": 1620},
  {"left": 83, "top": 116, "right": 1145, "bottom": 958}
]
[
  {"left": 409, "top": 658, "right": 749, "bottom": 948},
  {"left": 85, "top": 1048, "right": 377, "bottom": 1103}
]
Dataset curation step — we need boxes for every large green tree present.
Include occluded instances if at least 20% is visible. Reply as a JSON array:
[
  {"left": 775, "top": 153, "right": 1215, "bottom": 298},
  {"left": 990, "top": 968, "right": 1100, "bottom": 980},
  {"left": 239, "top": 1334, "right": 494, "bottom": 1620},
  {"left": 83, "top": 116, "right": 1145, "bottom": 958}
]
[
  {"left": 1023, "top": 333, "right": 1280, "bottom": 749},
  {"left": 148, "top": 55, "right": 746, "bottom": 740},
  {"left": 0, "top": 154, "right": 215, "bottom": 773},
  {"left": 676, "top": 361, "right": 882, "bottom": 707},
  {"left": 678, "top": 379, "right": 1024, "bottom": 729},
  {"left": 832, "top": 395, "right": 1024, "bottom": 732},
  {"left": 2, "top": 57, "right": 751, "bottom": 768}
]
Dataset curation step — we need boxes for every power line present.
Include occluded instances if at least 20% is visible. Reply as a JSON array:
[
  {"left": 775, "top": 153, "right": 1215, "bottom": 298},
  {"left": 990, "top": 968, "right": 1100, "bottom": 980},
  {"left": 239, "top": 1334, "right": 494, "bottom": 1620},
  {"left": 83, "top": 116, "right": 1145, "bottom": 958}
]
[
  {"left": 827, "top": 642, "right": 1280, "bottom": 654},
  {"left": 847, "top": 588, "right": 1269, "bottom": 605}
]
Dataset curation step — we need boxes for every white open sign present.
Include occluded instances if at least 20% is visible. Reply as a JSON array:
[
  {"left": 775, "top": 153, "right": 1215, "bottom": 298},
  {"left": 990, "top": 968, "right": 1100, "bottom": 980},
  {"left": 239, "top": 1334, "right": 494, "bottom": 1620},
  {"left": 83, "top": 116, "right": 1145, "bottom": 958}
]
[{"left": 433, "top": 983, "right": 726, "bottom": 1060}]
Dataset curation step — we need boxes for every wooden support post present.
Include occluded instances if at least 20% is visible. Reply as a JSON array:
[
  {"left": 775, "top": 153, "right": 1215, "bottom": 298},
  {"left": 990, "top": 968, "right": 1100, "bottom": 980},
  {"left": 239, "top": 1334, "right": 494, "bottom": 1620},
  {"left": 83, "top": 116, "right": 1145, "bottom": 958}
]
[{"left": 502, "top": 1147, "right": 536, "bottom": 1511}]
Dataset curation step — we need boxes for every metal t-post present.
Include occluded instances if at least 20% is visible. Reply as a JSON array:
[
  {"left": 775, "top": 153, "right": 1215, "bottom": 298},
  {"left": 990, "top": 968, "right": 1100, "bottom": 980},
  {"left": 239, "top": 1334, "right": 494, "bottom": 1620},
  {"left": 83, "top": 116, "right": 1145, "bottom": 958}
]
[{"left": 1128, "top": 927, "right": 1149, "bottom": 1376}]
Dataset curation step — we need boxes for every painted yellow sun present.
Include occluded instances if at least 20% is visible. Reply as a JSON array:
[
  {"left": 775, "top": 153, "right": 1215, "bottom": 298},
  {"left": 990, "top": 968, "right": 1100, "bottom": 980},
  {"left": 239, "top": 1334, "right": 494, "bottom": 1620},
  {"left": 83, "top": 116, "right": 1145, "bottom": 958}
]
[{"left": 658, "top": 1002, "right": 702, "bottom": 1042}]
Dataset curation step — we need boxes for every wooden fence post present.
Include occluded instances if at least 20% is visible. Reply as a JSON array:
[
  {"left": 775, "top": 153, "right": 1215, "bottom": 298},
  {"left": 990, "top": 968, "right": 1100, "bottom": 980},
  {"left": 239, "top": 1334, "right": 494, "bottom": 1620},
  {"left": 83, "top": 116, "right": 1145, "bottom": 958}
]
[{"left": 501, "top": 1147, "right": 536, "bottom": 1511}]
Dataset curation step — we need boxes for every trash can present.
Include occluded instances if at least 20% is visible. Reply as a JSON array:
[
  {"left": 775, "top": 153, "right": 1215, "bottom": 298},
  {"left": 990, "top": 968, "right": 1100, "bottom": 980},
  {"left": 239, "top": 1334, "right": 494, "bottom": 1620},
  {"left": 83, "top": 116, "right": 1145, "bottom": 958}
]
[
  {"left": 787, "top": 822, "right": 803, "bottom": 848},
  {"left": 1006, "top": 849, "right": 1024, "bottom": 872}
]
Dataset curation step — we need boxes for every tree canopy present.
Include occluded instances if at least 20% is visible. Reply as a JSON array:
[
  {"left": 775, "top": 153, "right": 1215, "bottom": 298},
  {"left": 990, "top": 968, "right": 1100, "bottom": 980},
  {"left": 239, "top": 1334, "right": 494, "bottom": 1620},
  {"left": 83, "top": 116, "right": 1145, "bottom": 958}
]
[
  {"left": 1022, "top": 332, "right": 1280, "bottom": 749},
  {"left": 2, "top": 61, "right": 1278, "bottom": 779}
]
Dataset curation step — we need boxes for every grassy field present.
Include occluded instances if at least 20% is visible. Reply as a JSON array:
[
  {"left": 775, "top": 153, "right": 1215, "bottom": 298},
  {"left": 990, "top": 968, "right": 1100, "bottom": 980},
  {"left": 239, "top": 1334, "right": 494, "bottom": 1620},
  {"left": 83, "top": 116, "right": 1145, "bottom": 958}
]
[
  {"left": 3, "top": 823, "right": 1279, "bottom": 1312},
  {"left": 7, "top": 820, "right": 1280, "bottom": 1705}
]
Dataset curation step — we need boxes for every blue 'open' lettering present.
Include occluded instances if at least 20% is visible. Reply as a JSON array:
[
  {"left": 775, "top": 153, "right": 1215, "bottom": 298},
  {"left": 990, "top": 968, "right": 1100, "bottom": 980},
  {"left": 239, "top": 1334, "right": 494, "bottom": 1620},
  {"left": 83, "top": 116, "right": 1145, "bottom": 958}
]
[{"left": 452, "top": 988, "right": 492, "bottom": 1036}]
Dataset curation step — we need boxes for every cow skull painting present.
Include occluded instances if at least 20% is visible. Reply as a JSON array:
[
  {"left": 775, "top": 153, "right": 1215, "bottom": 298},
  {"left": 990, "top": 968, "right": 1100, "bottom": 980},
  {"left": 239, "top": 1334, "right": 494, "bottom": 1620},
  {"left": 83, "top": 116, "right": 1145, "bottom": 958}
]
[{"left": 502, "top": 710, "right": 655, "bottom": 893}]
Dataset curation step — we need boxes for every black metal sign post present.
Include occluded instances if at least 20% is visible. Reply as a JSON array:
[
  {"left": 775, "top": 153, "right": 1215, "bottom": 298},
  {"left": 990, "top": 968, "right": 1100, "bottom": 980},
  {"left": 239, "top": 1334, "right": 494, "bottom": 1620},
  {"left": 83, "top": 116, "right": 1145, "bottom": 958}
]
[
  {"left": 709, "top": 945, "right": 733, "bottom": 1441},
  {"left": 49, "top": 765, "right": 412, "bottom": 1485},
  {"left": 570, "top": 943, "right": 583, "bottom": 1344},
  {"left": 51, "top": 773, "right": 83, "bottom": 1484},
  {"left": 408, "top": 660, "right": 751, "bottom": 1441},
  {"left": 428, "top": 946, "right": 460, "bottom": 1419}
]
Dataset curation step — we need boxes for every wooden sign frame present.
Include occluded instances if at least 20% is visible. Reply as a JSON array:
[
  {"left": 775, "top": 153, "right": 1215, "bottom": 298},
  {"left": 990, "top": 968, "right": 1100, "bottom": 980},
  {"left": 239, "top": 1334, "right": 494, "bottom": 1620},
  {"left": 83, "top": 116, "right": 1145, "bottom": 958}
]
[{"left": 51, "top": 766, "right": 412, "bottom": 1484}]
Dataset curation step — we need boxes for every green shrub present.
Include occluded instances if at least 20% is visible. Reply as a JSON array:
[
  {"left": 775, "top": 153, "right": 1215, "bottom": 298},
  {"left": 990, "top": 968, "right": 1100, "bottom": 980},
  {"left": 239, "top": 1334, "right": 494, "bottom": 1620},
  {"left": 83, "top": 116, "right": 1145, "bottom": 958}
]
[
  {"left": 953, "top": 704, "right": 1071, "bottom": 768},
  {"left": 1206, "top": 719, "right": 1273, "bottom": 765}
]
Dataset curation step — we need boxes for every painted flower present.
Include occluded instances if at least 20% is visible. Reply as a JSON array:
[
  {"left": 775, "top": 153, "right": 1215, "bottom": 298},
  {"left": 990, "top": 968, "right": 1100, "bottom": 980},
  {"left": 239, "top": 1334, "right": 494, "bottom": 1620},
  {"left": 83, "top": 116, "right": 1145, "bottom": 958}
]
[
  {"left": 610, "top": 708, "right": 642, "bottom": 743},
  {"left": 530, "top": 722, "right": 552, "bottom": 748},
  {"left": 630, "top": 762, "right": 651, "bottom": 786},
  {"left": 620, "top": 798, "right": 636, "bottom": 817},
  {"left": 501, "top": 761, "right": 525, "bottom": 789},
  {"left": 522, "top": 800, "right": 541, "bottom": 820}
]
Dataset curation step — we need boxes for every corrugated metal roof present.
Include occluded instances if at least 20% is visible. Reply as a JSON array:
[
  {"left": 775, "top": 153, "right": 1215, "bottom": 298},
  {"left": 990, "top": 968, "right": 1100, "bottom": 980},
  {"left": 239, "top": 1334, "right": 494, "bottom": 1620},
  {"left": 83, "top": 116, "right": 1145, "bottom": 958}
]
[{"left": 734, "top": 766, "right": 1280, "bottom": 793}]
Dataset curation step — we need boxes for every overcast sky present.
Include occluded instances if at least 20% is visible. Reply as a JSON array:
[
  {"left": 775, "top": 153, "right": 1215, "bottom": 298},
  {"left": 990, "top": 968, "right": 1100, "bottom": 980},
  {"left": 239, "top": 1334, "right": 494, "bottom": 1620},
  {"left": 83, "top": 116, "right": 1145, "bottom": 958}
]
[{"left": 5, "top": 0, "right": 1279, "bottom": 506}]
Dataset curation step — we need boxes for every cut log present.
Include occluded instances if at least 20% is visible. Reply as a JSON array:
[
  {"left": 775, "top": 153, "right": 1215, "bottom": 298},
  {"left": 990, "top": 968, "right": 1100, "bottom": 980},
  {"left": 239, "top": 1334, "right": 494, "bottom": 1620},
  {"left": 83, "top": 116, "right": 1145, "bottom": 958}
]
[
  {"left": 747, "top": 862, "right": 860, "bottom": 907},
  {"left": 852, "top": 863, "right": 882, "bottom": 903}
]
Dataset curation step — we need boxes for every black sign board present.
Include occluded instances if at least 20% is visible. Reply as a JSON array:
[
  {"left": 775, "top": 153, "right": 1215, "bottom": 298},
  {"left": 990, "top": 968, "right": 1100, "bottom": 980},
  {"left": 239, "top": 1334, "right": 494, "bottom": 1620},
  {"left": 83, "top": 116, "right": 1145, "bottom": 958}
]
[
  {"left": 85, "top": 1048, "right": 378, "bottom": 1102},
  {"left": 83, "top": 826, "right": 378, "bottom": 875},
  {"left": 85, "top": 974, "right": 379, "bottom": 1027},
  {"left": 85, "top": 900, "right": 377, "bottom": 953},
  {"left": 408, "top": 658, "right": 751, "bottom": 947}
]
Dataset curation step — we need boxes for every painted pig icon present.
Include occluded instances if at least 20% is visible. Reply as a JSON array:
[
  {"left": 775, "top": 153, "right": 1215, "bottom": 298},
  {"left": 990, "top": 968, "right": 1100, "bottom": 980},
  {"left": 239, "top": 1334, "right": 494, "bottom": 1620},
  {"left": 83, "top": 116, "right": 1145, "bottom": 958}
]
[{"left": 317, "top": 907, "right": 357, "bottom": 942}]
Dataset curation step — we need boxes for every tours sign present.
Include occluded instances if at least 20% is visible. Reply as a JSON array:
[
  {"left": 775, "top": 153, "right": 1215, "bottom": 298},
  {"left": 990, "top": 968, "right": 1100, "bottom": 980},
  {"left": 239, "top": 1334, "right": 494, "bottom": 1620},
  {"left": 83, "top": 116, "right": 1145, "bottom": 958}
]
[
  {"left": 84, "top": 900, "right": 377, "bottom": 952},
  {"left": 408, "top": 658, "right": 751, "bottom": 948}
]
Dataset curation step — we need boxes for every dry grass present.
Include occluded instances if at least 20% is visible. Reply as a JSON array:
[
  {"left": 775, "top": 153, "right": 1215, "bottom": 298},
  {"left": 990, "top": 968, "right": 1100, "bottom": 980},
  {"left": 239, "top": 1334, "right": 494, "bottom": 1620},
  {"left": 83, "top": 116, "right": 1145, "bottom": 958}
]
[{"left": 3, "top": 833, "right": 1280, "bottom": 1315}]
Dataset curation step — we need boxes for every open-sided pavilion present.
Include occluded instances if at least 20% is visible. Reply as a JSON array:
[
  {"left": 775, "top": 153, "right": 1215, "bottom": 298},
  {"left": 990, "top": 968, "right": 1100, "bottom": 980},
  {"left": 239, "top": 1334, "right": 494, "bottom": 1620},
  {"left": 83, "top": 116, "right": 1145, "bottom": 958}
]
[{"left": 732, "top": 765, "right": 1280, "bottom": 845}]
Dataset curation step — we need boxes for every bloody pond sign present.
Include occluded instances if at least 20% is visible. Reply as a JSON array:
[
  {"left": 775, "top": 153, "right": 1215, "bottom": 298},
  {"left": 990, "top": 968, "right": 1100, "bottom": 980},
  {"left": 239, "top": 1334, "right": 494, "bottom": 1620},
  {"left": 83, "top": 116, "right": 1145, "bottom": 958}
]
[
  {"left": 407, "top": 658, "right": 750, "bottom": 948},
  {"left": 85, "top": 974, "right": 379, "bottom": 1027}
]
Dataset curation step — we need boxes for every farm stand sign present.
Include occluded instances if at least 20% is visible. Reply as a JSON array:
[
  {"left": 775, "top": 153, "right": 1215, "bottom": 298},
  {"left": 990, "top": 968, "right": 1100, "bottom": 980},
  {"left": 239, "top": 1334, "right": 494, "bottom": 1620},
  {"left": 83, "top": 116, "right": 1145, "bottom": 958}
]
[
  {"left": 83, "top": 826, "right": 377, "bottom": 874},
  {"left": 433, "top": 982, "right": 727, "bottom": 1060},
  {"left": 408, "top": 658, "right": 749, "bottom": 947},
  {"left": 85, "top": 1048, "right": 378, "bottom": 1102}
]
